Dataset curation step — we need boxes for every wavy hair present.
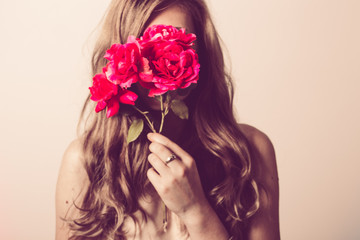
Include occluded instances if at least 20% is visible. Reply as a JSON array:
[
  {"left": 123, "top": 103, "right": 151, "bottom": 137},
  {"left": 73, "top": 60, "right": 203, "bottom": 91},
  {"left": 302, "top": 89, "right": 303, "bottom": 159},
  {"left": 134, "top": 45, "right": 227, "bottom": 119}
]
[{"left": 68, "top": 0, "right": 260, "bottom": 239}]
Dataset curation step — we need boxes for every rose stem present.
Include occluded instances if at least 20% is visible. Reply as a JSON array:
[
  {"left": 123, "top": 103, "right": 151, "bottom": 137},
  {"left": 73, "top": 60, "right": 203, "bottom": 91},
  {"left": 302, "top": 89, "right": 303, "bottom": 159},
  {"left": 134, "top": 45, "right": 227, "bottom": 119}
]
[
  {"left": 159, "top": 94, "right": 169, "bottom": 134},
  {"left": 163, "top": 203, "right": 168, "bottom": 232},
  {"left": 133, "top": 102, "right": 168, "bottom": 231},
  {"left": 158, "top": 94, "right": 170, "bottom": 232},
  {"left": 132, "top": 106, "right": 156, "bottom": 133}
]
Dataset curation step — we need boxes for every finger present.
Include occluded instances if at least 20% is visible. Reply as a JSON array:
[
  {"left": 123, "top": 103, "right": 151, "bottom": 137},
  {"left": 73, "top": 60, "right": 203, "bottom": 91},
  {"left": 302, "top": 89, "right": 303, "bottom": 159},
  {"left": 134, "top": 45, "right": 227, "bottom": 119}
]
[
  {"left": 149, "top": 142, "right": 182, "bottom": 167},
  {"left": 147, "top": 167, "right": 162, "bottom": 186},
  {"left": 148, "top": 153, "right": 170, "bottom": 177},
  {"left": 147, "top": 133, "right": 192, "bottom": 165}
]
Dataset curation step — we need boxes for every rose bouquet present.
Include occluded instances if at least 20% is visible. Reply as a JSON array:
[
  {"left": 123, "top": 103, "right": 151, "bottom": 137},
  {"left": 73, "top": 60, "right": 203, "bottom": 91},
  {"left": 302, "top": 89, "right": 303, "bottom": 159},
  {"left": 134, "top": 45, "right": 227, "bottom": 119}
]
[{"left": 89, "top": 25, "right": 200, "bottom": 143}]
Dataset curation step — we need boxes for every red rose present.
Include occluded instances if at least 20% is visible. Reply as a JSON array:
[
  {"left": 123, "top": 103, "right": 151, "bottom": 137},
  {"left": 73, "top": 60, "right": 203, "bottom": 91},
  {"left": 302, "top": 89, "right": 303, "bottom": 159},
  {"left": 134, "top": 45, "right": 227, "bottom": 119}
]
[
  {"left": 104, "top": 37, "right": 141, "bottom": 88},
  {"left": 140, "top": 25, "right": 196, "bottom": 48},
  {"left": 89, "top": 73, "right": 138, "bottom": 118},
  {"left": 89, "top": 24, "right": 200, "bottom": 118},
  {"left": 138, "top": 25, "right": 200, "bottom": 97}
]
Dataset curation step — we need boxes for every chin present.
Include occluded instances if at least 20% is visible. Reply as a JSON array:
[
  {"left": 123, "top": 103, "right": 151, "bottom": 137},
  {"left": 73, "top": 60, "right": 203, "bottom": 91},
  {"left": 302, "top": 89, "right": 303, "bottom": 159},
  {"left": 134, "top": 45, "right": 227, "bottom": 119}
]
[
  {"left": 143, "top": 96, "right": 162, "bottom": 110},
  {"left": 137, "top": 86, "right": 195, "bottom": 111}
]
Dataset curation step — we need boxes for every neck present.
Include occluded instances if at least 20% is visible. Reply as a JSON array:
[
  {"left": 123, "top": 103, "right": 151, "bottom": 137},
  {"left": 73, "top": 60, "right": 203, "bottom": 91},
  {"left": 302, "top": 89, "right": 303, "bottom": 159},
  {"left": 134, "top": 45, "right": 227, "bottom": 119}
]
[
  {"left": 164, "top": 112, "right": 188, "bottom": 140},
  {"left": 150, "top": 109, "right": 188, "bottom": 142}
]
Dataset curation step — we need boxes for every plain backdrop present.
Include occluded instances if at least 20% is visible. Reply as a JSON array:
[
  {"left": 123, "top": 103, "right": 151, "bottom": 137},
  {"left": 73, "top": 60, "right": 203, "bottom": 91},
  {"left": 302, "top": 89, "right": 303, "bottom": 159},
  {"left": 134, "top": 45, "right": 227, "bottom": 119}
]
[{"left": 0, "top": 0, "right": 359, "bottom": 239}]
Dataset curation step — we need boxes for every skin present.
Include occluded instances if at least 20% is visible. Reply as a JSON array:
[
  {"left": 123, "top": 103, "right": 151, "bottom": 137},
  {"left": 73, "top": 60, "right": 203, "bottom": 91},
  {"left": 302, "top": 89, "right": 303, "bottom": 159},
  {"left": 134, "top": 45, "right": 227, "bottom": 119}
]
[
  {"left": 146, "top": 132, "right": 229, "bottom": 239},
  {"left": 56, "top": 4, "right": 280, "bottom": 240},
  {"left": 56, "top": 125, "right": 279, "bottom": 240}
]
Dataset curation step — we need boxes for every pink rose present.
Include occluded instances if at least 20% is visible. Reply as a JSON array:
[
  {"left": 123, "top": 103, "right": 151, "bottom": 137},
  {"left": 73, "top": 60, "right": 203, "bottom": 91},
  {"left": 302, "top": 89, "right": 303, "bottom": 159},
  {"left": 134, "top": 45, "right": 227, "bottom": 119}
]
[
  {"left": 138, "top": 25, "right": 200, "bottom": 97},
  {"left": 89, "top": 73, "right": 138, "bottom": 118},
  {"left": 140, "top": 25, "right": 196, "bottom": 48},
  {"left": 104, "top": 37, "right": 141, "bottom": 88}
]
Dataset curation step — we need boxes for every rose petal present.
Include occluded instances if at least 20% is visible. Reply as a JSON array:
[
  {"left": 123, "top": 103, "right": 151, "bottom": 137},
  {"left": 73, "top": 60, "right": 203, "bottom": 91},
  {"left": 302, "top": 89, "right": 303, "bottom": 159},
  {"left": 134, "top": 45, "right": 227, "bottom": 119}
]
[
  {"left": 127, "top": 35, "right": 136, "bottom": 43},
  {"left": 120, "top": 74, "right": 138, "bottom": 89},
  {"left": 138, "top": 79, "right": 155, "bottom": 89},
  {"left": 95, "top": 100, "right": 107, "bottom": 112},
  {"left": 135, "top": 25, "right": 200, "bottom": 96},
  {"left": 119, "top": 90, "right": 138, "bottom": 105},
  {"left": 104, "top": 42, "right": 141, "bottom": 88},
  {"left": 180, "top": 52, "right": 193, "bottom": 68},
  {"left": 89, "top": 73, "right": 118, "bottom": 101},
  {"left": 139, "top": 73, "right": 154, "bottom": 83},
  {"left": 106, "top": 98, "right": 120, "bottom": 118},
  {"left": 104, "top": 44, "right": 123, "bottom": 61},
  {"left": 148, "top": 88, "right": 168, "bottom": 97}
]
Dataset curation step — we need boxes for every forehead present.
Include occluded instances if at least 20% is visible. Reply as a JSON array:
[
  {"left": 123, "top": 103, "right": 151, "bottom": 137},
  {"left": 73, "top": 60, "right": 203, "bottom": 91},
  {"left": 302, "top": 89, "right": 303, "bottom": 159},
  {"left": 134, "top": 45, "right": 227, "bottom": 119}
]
[{"left": 146, "top": 5, "right": 195, "bottom": 34}]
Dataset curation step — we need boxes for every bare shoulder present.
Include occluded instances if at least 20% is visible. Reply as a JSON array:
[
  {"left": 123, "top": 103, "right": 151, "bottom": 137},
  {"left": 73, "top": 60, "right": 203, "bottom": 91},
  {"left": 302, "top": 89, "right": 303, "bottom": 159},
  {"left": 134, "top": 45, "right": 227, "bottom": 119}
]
[
  {"left": 59, "top": 138, "right": 85, "bottom": 171},
  {"left": 238, "top": 124, "right": 280, "bottom": 239},
  {"left": 238, "top": 124, "right": 277, "bottom": 182},
  {"left": 55, "top": 138, "right": 89, "bottom": 239},
  {"left": 238, "top": 124, "right": 275, "bottom": 160}
]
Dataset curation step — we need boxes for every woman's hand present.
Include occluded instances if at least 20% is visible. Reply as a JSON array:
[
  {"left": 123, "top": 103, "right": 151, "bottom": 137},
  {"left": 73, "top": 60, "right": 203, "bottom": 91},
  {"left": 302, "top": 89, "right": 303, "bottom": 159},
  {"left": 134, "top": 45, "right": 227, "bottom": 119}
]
[
  {"left": 146, "top": 133, "right": 230, "bottom": 239},
  {"left": 146, "top": 132, "right": 209, "bottom": 222}
]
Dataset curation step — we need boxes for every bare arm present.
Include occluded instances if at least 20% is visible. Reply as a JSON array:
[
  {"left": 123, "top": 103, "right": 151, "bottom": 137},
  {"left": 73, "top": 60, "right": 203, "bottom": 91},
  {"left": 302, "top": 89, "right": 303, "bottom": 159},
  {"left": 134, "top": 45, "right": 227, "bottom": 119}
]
[
  {"left": 55, "top": 139, "right": 89, "bottom": 240},
  {"left": 240, "top": 124, "right": 280, "bottom": 240}
]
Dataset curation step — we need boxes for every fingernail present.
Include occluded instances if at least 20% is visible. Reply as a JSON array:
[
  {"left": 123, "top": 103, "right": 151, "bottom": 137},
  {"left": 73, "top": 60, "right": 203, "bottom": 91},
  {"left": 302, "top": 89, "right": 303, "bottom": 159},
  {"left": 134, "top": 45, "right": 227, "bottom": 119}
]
[{"left": 147, "top": 133, "right": 154, "bottom": 140}]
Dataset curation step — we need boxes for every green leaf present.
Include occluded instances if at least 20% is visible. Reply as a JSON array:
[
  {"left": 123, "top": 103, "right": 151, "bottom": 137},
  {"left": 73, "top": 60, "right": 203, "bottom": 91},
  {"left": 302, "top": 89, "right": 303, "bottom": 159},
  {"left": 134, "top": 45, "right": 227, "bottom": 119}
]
[
  {"left": 170, "top": 99, "right": 189, "bottom": 120},
  {"left": 127, "top": 119, "right": 144, "bottom": 143}
]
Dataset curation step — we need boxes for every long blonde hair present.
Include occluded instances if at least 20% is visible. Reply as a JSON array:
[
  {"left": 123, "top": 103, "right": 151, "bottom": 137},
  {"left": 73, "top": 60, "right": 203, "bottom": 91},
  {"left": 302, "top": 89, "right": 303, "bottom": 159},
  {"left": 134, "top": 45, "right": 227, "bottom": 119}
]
[{"left": 70, "top": 0, "right": 259, "bottom": 239}]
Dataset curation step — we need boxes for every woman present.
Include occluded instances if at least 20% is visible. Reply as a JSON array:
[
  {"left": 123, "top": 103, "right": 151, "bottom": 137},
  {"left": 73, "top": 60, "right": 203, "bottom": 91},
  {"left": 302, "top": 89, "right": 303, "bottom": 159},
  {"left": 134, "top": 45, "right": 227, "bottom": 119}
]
[{"left": 56, "top": 0, "right": 280, "bottom": 239}]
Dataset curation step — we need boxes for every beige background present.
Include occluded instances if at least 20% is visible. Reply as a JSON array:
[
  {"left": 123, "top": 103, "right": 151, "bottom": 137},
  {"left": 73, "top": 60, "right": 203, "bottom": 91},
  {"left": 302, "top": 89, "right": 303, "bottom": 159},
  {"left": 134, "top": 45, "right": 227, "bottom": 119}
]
[{"left": 0, "top": 0, "right": 359, "bottom": 239}]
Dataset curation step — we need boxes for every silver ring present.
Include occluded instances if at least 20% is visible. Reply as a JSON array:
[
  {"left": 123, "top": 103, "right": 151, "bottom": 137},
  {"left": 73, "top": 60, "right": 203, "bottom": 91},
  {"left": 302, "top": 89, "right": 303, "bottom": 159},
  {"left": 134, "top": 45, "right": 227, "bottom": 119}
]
[{"left": 165, "top": 154, "right": 177, "bottom": 164}]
